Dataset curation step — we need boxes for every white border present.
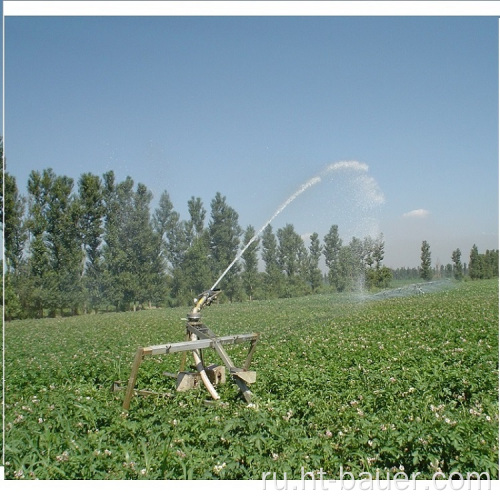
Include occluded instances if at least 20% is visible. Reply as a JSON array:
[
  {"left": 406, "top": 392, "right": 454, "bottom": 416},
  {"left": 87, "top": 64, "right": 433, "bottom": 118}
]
[{"left": 3, "top": 1, "right": 500, "bottom": 17}]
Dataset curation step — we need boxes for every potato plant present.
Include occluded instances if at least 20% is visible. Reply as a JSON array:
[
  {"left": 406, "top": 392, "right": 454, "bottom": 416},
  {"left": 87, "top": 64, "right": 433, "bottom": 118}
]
[{"left": 4, "top": 280, "right": 498, "bottom": 479}]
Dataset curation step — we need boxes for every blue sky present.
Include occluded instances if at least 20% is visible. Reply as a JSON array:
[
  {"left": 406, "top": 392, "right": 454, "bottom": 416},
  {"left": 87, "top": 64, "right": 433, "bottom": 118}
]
[{"left": 4, "top": 13, "right": 499, "bottom": 268}]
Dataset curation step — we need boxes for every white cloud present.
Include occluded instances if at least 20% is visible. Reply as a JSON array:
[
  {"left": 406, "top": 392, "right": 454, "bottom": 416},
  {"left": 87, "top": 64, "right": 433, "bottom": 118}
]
[{"left": 402, "top": 209, "right": 431, "bottom": 218}]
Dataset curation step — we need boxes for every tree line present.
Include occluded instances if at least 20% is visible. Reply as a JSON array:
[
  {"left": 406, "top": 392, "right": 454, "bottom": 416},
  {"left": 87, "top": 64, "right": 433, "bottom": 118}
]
[
  {"left": 2, "top": 149, "right": 497, "bottom": 320},
  {"left": 391, "top": 241, "right": 498, "bottom": 283},
  {"left": 2, "top": 162, "right": 397, "bottom": 319}
]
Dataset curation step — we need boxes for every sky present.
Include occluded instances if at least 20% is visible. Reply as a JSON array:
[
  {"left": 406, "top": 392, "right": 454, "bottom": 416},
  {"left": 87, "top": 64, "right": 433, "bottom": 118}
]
[{"left": 3, "top": 6, "right": 499, "bottom": 269}]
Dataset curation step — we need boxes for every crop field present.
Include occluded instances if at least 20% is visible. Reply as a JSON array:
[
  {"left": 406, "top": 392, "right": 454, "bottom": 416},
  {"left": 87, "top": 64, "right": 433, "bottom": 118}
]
[{"left": 4, "top": 280, "right": 498, "bottom": 480}]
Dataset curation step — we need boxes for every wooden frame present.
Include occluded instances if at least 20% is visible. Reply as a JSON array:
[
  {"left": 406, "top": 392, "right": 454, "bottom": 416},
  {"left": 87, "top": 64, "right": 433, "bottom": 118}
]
[{"left": 122, "top": 330, "right": 259, "bottom": 410}]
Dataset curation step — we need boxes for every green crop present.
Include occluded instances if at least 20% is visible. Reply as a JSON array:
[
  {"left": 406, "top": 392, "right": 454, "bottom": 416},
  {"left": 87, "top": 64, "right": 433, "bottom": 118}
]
[{"left": 4, "top": 280, "right": 498, "bottom": 479}]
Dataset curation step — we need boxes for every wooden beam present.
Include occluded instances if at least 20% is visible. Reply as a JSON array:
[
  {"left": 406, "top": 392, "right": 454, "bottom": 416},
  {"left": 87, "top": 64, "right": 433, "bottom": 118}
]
[
  {"left": 123, "top": 347, "right": 145, "bottom": 410},
  {"left": 143, "top": 333, "right": 259, "bottom": 356},
  {"left": 243, "top": 334, "right": 260, "bottom": 371}
]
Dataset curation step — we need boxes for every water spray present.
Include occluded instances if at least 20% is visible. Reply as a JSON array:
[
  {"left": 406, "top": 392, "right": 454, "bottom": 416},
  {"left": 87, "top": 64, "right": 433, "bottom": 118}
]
[
  {"left": 210, "top": 160, "right": 383, "bottom": 292},
  {"left": 210, "top": 175, "right": 322, "bottom": 291}
]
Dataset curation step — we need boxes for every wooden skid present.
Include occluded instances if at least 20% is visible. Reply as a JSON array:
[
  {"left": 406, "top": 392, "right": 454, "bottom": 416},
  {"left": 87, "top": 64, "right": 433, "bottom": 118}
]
[{"left": 176, "top": 365, "right": 226, "bottom": 392}]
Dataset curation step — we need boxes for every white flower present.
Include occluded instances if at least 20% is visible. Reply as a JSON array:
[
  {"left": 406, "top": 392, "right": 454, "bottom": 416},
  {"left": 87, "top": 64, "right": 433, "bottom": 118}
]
[
  {"left": 213, "top": 462, "right": 227, "bottom": 474},
  {"left": 14, "top": 470, "right": 25, "bottom": 479}
]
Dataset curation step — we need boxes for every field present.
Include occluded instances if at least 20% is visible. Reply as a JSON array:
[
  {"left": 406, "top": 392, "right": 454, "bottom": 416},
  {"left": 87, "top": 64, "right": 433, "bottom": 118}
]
[{"left": 4, "top": 280, "right": 498, "bottom": 480}]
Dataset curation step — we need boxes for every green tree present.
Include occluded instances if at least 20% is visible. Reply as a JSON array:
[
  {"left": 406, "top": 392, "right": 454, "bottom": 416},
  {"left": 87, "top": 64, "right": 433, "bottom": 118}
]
[
  {"left": 175, "top": 231, "right": 212, "bottom": 305},
  {"left": 130, "top": 183, "right": 165, "bottom": 309},
  {"left": 323, "top": 224, "right": 342, "bottom": 291},
  {"left": 24, "top": 170, "right": 51, "bottom": 317},
  {"left": 102, "top": 173, "right": 134, "bottom": 311},
  {"left": 277, "top": 223, "right": 303, "bottom": 278},
  {"left": 78, "top": 173, "right": 105, "bottom": 312},
  {"left": 364, "top": 235, "right": 390, "bottom": 289},
  {"left": 241, "top": 225, "right": 260, "bottom": 300},
  {"left": 1, "top": 141, "right": 28, "bottom": 320},
  {"left": 482, "top": 250, "right": 499, "bottom": 279},
  {"left": 187, "top": 196, "right": 206, "bottom": 238},
  {"left": 308, "top": 232, "right": 323, "bottom": 293},
  {"left": 488, "top": 249, "right": 499, "bottom": 277},
  {"left": 420, "top": 240, "right": 432, "bottom": 281},
  {"left": 1, "top": 170, "right": 27, "bottom": 273},
  {"left": 277, "top": 224, "right": 308, "bottom": 297},
  {"left": 451, "top": 248, "right": 463, "bottom": 281},
  {"left": 46, "top": 172, "right": 85, "bottom": 315},
  {"left": 468, "top": 244, "right": 481, "bottom": 280},
  {"left": 153, "top": 190, "right": 189, "bottom": 275},
  {"left": 372, "top": 234, "right": 385, "bottom": 271},
  {"left": 261, "top": 225, "right": 283, "bottom": 298},
  {"left": 208, "top": 192, "right": 242, "bottom": 301}
]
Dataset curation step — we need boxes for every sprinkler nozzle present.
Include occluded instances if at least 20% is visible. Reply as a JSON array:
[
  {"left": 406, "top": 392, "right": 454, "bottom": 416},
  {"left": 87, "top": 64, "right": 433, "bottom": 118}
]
[{"left": 187, "top": 289, "right": 221, "bottom": 322}]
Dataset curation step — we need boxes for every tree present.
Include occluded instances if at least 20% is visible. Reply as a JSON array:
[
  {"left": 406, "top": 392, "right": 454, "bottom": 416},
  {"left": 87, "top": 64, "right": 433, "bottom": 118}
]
[
  {"left": 277, "top": 224, "right": 303, "bottom": 278},
  {"left": 78, "top": 173, "right": 105, "bottom": 312},
  {"left": 261, "top": 225, "right": 283, "bottom": 298},
  {"left": 241, "top": 225, "right": 260, "bottom": 300},
  {"left": 308, "top": 232, "right": 323, "bottom": 293},
  {"left": 24, "top": 170, "right": 51, "bottom": 317},
  {"left": 45, "top": 172, "right": 85, "bottom": 315},
  {"left": 420, "top": 240, "right": 432, "bottom": 281},
  {"left": 1, "top": 170, "right": 27, "bottom": 273},
  {"left": 129, "top": 183, "right": 165, "bottom": 309},
  {"left": 468, "top": 244, "right": 481, "bottom": 280},
  {"left": 451, "top": 248, "right": 463, "bottom": 281},
  {"left": 102, "top": 172, "right": 132, "bottom": 310},
  {"left": 208, "top": 192, "right": 242, "bottom": 301},
  {"left": 323, "top": 225, "right": 342, "bottom": 291},
  {"left": 24, "top": 169, "right": 83, "bottom": 317},
  {"left": 187, "top": 196, "right": 206, "bottom": 238},
  {"left": 372, "top": 234, "right": 385, "bottom": 271},
  {"left": 175, "top": 231, "right": 212, "bottom": 305},
  {"left": 364, "top": 234, "right": 391, "bottom": 289},
  {"left": 1, "top": 142, "right": 28, "bottom": 320},
  {"left": 277, "top": 224, "right": 309, "bottom": 297}
]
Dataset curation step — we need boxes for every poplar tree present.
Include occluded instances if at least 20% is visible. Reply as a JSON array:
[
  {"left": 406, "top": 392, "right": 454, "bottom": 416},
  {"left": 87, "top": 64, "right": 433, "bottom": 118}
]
[
  {"left": 323, "top": 224, "right": 342, "bottom": 291},
  {"left": 1, "top": 146, "right": 27, "bottom": 319},
  {"left": 420, "top": 240, "right": 432, "bottom": 281},
  {"left": 1, "top": 171, "right": 27, "bottom": 273},
  {"left": 261, "top": 225, "right": 282, "bottom": 298},
  {"left": 277, "top": 224, "right": 308, "bottom": 297},
  {"left": 78, "top": 173, "right": 105, "bottom": 312},
  {"left": 207, "top": 193, "right": 243, "bottom": 301},
  {"left": 308, "top": 232, "right": 323, "bottom": 293},
  {"left": 451, "top": 248, "right": 463, "bottom": 281},
  {"left": 241, "top": 225, "right": 260, "bottom": 300}
]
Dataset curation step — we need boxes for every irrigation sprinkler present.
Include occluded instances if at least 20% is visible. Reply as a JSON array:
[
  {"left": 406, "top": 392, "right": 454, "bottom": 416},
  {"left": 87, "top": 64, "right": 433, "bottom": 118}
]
[
  {"left": 120, "top": 288, "right": 259, "bottom": 410},
  {"left": 118, "top": 161, "right": 382, "bottom": 410}
]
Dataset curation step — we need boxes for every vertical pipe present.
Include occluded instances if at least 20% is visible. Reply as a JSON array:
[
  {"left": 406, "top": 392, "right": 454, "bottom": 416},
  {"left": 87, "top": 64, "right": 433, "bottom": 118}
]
[{"left": 190, "top": 333, "right": 220, "bottom": 400}]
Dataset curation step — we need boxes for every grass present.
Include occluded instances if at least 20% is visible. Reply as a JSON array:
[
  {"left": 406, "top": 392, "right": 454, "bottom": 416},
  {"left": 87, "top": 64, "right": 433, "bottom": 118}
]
[{"left": 4, "top": 279, "right": 498, "bottom": 479}]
